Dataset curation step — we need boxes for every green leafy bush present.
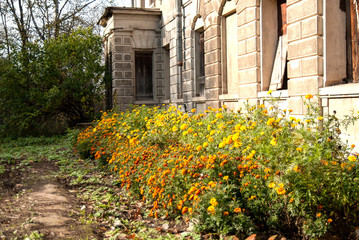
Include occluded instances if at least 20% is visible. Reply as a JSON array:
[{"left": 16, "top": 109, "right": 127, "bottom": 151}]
[{"left": 75, "top": 96, "right": 359, "bottom": 239}]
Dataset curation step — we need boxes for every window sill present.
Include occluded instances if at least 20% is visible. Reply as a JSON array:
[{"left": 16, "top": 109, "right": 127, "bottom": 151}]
[
  {"left": 219, "top": 94, "right": 241, "bottom": 101},
  {"left": 319, "top": 83, "right": 359, "bottom": 97},
  {"left": 258, "top": 90, "right": 288, "bottom": 98},
  {"left": 134, "top": 100, "right": 159, "bottom": 105}
]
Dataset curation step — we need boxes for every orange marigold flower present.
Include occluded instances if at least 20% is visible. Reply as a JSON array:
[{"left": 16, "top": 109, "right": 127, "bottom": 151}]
[
  {"left": 316, "top": 213, "right": 321, "bottom": 218},
  {"left": 351, "top": 144, "right": 355, "bottom": 148},
  {"left": 223, "top": 176, "right": 229, "bottom": 181},
  {"left": 196, "top": 145, "right": 202, "bottom": 151},
  {"left": 191, "top": 108, "right": 196, "bottom": 113},
  {"left": 223, "top": 211, "right": 229, "bottom": 216},
  {"left": 234, "top": 208, "right": 241, "bottom": 213},
  {"left": 305, "top": 94, "right": 313, "bottom": 99},
  {"left": 327, "top": 218, "right": 333, "bottom": 223},
  {"left": 182, "top": 207, "right": 188, "bottom": 214}
]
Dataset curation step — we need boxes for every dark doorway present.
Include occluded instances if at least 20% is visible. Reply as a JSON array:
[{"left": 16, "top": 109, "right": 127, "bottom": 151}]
[{"left": 135, "top": 52, "right": 153, "bottom": 101}]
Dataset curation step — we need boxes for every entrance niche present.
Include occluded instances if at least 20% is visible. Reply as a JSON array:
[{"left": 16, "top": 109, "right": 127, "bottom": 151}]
[{"left": 261, "top": 0, "right": 288, "bottom": 91}]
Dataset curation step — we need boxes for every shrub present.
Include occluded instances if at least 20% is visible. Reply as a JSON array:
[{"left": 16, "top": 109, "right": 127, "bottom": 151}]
[{"left": 74, "top": 96, "right": 359, "bottom": 239}]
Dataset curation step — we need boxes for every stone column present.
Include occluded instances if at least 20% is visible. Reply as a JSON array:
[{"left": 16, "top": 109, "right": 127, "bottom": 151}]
[
  {"left": 204, "top": 3, "right": 221, "bottom": 109},
  {"left": 287, "top": 0, "right": 324, "bottom": 115},
  {"left": 235, "top": 0, "right": 261, "bottom": 107},
  {"left": 112, "top": 31, "right": 134, "bottom": 112}
]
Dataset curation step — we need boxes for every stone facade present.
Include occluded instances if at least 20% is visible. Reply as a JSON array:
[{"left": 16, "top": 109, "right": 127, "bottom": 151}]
[{"left": 99, "top": 0, "right": 359, "bottom": 147}]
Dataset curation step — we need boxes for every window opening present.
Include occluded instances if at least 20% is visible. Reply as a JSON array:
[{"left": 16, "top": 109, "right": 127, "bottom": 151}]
[
  {"left": 194, "top": 29, "right": 205, "bottom": 96},
  {"left": 104, "top": 41, "right": 113, "bottom": 110},
  {"left": 346, "top": 0, "right": 359, "bottom": 83},
  {"left": 269, "top": 0, "right": 288, "bottom": 90},
  {"left": 223, "top": 12, "right": 238, "bottom": 94},
  {"left": 163, "top": 45, "right": 171, "bottom": 100},
  {"left": 135, "top": 52, "right": 153, "bottom": 101}
]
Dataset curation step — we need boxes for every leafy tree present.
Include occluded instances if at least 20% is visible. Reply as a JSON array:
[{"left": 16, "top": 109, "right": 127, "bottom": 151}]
[{"left": 0, "top": 28, "right": 104, "bottom": 137}]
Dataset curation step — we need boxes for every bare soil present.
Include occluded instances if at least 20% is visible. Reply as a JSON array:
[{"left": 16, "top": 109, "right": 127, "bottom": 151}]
[{"left": 0, "top": 159, "right": 102, "bottom": 239}]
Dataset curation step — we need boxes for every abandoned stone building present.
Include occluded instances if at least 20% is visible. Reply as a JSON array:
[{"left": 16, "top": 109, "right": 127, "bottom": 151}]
[{"left": 99, "top": 0, "right": 359, "bottom": 146}]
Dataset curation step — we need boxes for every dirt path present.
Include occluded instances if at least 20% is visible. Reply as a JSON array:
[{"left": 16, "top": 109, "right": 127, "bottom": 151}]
[{"left": 0, "top": 159, "right": 100, "bottom": 239}]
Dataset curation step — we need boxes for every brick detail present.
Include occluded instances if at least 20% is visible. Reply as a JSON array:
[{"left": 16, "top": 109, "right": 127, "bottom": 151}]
[
  {"left": 288, "top": 77, "right": 323, "bottom": 96},
  {"left": 288, "top": 36, "right": 323, "bottom": 60}
]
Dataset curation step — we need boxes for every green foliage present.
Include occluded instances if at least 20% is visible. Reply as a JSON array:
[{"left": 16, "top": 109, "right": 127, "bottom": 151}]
[{"left": 0, "top": 28, "right": 104, "bottom": 137}]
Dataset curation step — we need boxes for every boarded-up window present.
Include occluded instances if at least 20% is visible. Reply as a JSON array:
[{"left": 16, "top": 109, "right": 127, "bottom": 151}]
[
  {"left": 195, "top": 30, "right": 205, "bottom": 96},
  {"left": 225, "top": 13, "right": 238, "bottom": 94},
  {"left": 135, "top": 52, "right": 153, "bottom": 101}
]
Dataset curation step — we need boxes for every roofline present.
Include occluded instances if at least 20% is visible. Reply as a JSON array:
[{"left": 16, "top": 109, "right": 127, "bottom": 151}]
[{"left": 98, "top": 7, "right": 161, "bottom": 27}]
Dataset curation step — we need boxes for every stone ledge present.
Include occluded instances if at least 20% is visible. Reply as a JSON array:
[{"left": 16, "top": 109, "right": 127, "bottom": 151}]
[
  {"left": 258, "top": 90, "right": 289, "bottom": 98},
  {"left": 319, "top": 83, "right": 359, "bottom": 97}
]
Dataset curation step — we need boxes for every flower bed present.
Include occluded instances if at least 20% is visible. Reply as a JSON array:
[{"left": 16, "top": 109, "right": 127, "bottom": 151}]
[{"left": 75, "top": 96, "right": 359, "bottom": 239}]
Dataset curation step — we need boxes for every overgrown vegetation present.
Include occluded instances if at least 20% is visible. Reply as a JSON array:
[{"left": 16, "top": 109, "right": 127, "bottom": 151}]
[
  {"left": 0, "top": 28, "right": 104, "bottom": 137},
  {"left": 75, "top": 94, "right": 359, "bottom": 239},
  {"left": 0, "top": 135, "right": 195, "bottom": 239}
]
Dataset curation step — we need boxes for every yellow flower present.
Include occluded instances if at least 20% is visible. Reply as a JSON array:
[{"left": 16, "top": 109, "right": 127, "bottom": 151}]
[
  {"left": 210, "top": 198, "right": 218, "bottom": 206},
  {"left": 270, "top": 138, "right": 277, "bottom": 146},
  {"left": 191, "top": 108, "right": 196, "bottom": 113},
  {"left": 196, "top": 145, "right": 202, "bottom": 151},
  {"left": 296, "top": 147, "right": 302, "bottom": 151},
  {"left": 293, "top": 166, "right": 300, "bottom": 172},
  {"left": 208, "top": 137, "right": 214, "bottom": 142},
  {"left": 289, "top": 198, "right": 294, "bottom": 203},
  {"left": 208, "top": 181, "right": 216, "bottom": 188},
  {"left": 318, "top": 116, "right": 323, "bottom": 121},
  {"left": 207, "top": 205, "right": 215, "bottom": 215},
  {"left": 172, "top": 126, "right": 178, "bottom": 132},
  {"left": 305, "top": 94, "right": 313, "bottom": 99},
  {"left": 223, "top": 176, "right": 229, "bottom": 181},
  {"left": 276, "top": 184, "right": 286, "bottom": 195},
  {"left": 268, "top": 182, "right": 276, "bottom": 188},
  {"left": 203, "top": 142, "right": 209, "bottom": 148},
  {"left": 348, "top": 155, "right": 357, "bottom": 162},
  {"left": 267, "top": 118, "right": 275, "bottom": 125},
  {"left": 180, "top": 123, "right": 188, "bottom": 130},
  {"left": 267, "top": 90, "right": 273, "bottom": 95}
]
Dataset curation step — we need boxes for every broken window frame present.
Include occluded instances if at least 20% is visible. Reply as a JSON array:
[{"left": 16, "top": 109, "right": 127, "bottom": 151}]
[{"left": 269, "top": 0, "right": 288, "bottom": 91}]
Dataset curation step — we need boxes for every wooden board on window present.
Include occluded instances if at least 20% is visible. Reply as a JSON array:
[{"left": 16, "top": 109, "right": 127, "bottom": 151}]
[{"left": 269, "top": 34, "right": 287, "bottom": 90}]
